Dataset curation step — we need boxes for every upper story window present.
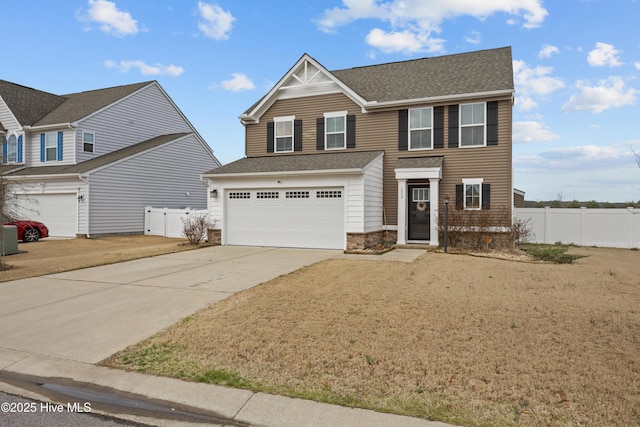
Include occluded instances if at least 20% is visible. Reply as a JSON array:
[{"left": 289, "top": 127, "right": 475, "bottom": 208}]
[
  {"left": 460, "top": 102, "right": 486, "bottom": 147},
  {"left": 409, "top": 107, "right": 433, "bottom": 150},
  {"left": 324, "top": 111, "right": 347, "bottom": 150},
  {"left": 83, "top": 132, "right": 95, "bottom": 153},
  {"left": 7, "top": 135, "right": 18, "bottom": 163},
  {"left": 40, "top": 131, "right": 63, "bottom": 162},
  {"left": 2, "top": 134, "right": 23, "bottom": 164},
  {"left": 45, "top": 133, "right": 58, "bottom": 161},
  {"left": 274, "top": 116, "right": 294, "bottom": 152}
]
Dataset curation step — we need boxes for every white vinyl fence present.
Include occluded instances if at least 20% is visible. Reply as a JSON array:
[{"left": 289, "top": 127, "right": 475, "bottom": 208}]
[
  {"left": 515, "top": 207, "right": 640, "bottom": 248},
  {"left": 144, "top": 207, "right": 208, "bottom": 238}
]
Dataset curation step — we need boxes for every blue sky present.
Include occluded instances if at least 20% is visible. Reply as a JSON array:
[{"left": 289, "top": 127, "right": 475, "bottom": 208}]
[{"left": 3, "top": 1, "right": 639, "bottom": 202}]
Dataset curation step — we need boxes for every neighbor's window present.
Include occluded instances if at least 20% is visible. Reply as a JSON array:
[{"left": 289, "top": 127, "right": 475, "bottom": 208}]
[
  {"left": 463, "top": 178, "right": 483, "bottom": 209},
  {"left": 7, "top": 134, "right": 18, "bottom": 163},
  {"left": 274, "top": 116, "right": 294, "bottom": 152},
  {"left": 460, "top": 102, "right": 486, "bottom": 147},
  {"left": 409, "top": 107, "right": 432, "bottom": 150},
  {"left": 45, "top": 132, "right": 58, "bottom": 161},
  {"left": 325, "top": 111, "right": 346, "bottom": 150},
  {"left": 83, "top": 132, "right": 95, "bottom": 153}
]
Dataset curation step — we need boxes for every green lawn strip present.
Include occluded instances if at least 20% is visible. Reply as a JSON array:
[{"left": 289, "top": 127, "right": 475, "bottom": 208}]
[{"left": 104, "top": 342, "right": 511, "bottom": 426}]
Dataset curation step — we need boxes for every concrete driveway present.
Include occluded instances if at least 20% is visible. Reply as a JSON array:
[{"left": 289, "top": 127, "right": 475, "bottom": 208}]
[{"left": 0, "top": 246, "right": 339, "bottom": 365}]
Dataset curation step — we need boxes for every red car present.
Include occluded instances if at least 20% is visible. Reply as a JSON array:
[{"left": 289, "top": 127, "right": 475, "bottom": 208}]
[{"left": 3, "top": 217, "right": 49, "bottom": 242}]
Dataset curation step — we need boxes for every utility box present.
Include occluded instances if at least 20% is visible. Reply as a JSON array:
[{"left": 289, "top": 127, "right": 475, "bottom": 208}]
[{"left": 2, "top": 225, "right": 19, "bottom": 256}]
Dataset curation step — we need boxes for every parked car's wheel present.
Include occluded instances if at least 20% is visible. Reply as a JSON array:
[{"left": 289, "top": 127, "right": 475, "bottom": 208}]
[{"left": 23, "top": 228, "right": 41, "bottom": 243}]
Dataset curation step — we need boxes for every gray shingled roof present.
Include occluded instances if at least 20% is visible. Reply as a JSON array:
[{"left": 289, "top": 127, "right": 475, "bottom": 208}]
[
  {"left": 205, "top": 151, "right": 383, "bottom": 175},
  {"left": 396, "top": 156, "right": 443, "bottom": 169},
  {"left": 0, "top": 80, "right": 152, "bottom": 128},
  {"left": 33, "top": 81, "right": 152, "bottom": 126},
  {"left": 0, "top": 80, "right": 66, "bottom": 126},
  {"left": 5, "top": 133, "right": 190, "bottom": 177},
  {"left": 330, "top": 47, "right": 513, "bottom": 102}
]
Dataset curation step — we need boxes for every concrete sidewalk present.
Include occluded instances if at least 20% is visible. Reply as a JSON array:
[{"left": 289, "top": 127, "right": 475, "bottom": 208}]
[{"left": 0, "top": 245, "right": 450, "bottom": 426}]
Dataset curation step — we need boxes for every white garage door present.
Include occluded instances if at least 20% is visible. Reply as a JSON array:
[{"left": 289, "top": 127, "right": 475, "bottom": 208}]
[
  {"left": 14, "top": 194, "right": 77, "bottom": 237},
  {"left": 226, "top": 188, "right": 344, "bottom": 249}
]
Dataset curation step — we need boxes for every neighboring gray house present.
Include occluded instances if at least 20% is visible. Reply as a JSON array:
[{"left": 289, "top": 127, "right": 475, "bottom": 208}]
[{"left": 0, "top": 79, "right": 220, "bottom": 238}]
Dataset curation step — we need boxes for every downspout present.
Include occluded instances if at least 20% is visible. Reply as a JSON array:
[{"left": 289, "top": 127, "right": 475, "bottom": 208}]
[{"left": 79, "top": 175, "right": 90, "bottom": 238}]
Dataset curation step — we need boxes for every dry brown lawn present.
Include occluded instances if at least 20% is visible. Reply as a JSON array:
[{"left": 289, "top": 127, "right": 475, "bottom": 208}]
[
  {"left": 0, "top": 235, "right": 197, "bottom": 282},
  {"left": 103, "top": 246, "right": 640, "bottom": 427}
]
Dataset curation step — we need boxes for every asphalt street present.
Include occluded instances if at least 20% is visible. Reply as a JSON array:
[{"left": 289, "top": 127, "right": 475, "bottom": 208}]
[{"left": 0, "top": 391, "right": 147, "bottom": 427}]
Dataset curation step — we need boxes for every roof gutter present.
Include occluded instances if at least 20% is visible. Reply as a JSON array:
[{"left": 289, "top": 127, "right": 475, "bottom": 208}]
[
  {"left": 23, "top": 122, "right": 77, "bottom": 131},
  {"left": 4, "top": 173, "right": 83, "bottom": 181},
  {"left": 362, "top": 89, "right": 515, "bottom": 111},
  {"left": 202, "top": 168, "right": 365, "bottom": 179}
]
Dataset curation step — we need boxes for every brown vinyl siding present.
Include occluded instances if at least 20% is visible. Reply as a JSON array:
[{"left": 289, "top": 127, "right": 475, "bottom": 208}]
[{"left": 245, "top": 93, "right": 512, "bottom": 226}]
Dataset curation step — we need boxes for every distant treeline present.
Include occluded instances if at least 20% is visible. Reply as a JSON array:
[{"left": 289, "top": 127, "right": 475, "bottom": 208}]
[{"left": 523, "top": 200, "right": 640, "bottom": 208}]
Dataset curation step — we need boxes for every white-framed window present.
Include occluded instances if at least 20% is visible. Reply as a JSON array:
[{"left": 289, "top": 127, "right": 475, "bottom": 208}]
[
  {"left": 412, "top": 187, "right": 430, "bottom": 202},
  {"left": 274, "top": 116, "right": 294, "bottom": 152},
  {"left": 7, "top": 134, "right": 18, "bottom": 163},
  {"left": 460, "top": 102, "right": 486, "bottom": 147},
  {"left": 409, "top": 107, "right": 433, "bottom": 150},
  {"left": 45, "top": 132, "right": 58, "bottom": 161},
  {"left": 324, "top": 111, "right": 347, "bottom": 150},
  {"left": 83, "top": 131, "right": 95, "bottom": 153},
  {"left": 463, "top": 178, "right": 483, "bottom": 210}
]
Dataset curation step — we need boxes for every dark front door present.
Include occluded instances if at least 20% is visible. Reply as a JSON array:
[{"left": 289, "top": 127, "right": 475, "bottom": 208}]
[{"left": 408, "top": 185, "right": 430, "bottom": 241}]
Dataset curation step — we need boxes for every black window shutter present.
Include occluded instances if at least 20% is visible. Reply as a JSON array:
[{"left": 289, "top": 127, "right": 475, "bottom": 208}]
[
  {"left": 448, "top": 105, "right": 459, "bottom": 148},
  {"left": 434, "top": 106, "right": 444, "bottom": 149},
  {"left": 455, "top": 184, "right": 463, "bottom": 210},
  {"left": 346, "top": 115, "right": 356, "bottom": 148},
  {"left": 294, "top": 119, "right": 303, "bottom": 151},
  {"left": 482, "top": 183, "right": 491, "bottom": 210},
  {"left": 316, "top": 117, "right": 325, "bottom": 150},
  {"left": 2, "top": 136, "right": 6, "bottom": 164},
  {"left": 266, "top": 122, "right": 274, "bottom": 153},
  {"left": 487, "top": 101, "right": 498, "bottom": 146},
  {"left": 398, "top": 109, "right": 408, "bottom": 150}
]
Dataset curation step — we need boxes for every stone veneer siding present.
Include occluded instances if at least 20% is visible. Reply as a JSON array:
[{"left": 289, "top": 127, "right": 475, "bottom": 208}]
[{"left": 346, "top": 230, "right": 397, "bottom": 250}]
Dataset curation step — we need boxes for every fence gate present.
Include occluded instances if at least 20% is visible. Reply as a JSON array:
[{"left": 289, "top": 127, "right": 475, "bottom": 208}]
[{"left": 144, "top": 207, "right": 208, "bottom": 238}]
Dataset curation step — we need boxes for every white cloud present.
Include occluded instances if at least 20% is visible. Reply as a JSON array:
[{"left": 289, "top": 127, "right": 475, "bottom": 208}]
[
  {"left": 365, "top": 29, "right": 444, "bottom": 54},
  {"left": 465, "top": 30, "right": 481, "bottom": 45},
  {"left": 515, "top": 96, "right": 538, "bottom": 112},
  {"left": 317, "top": 0, "right": 547, "bottom": 53},
  {"left": 219, "top": 73, "right": 255, "bottom": 91},
  {"left": 513, "top": 121, "right": 559, "bottom": 143},
  {"left": 562, "top": 76, "right": 637, "bottom": 113},
  {"left": 197, "top": 2, "right": 235, "bottom": 40},
  {"left": 104, "top": 60, "right": 184, "bottom": 76},
  {"left": 512, "top": 60, "right": 564, "bottom": 111},
  {"left": 538, "top": 44, "right": 559, "bottom": 59},
  {"left": 79, "top": 0, "right": 138, "bottom": 37},
  {"left": 635, "top": 61, "right": 640, "bottom": 70},
  {"left": 587, "top": 42, "right": 623, "bottom": 67}
]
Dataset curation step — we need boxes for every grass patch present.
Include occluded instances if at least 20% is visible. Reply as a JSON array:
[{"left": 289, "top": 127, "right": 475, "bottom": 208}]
[{"left": 525, "top": 244, "right": 588, "bottom": 264}]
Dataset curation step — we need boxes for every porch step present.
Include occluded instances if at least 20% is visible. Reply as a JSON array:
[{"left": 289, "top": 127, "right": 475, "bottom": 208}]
[{"left": 395, "top": 244, "right": 439, "bottom": 251}]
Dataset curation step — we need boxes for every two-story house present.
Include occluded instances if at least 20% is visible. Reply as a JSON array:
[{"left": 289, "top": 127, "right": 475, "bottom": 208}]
[
  {"left": 202, "top": 47, "right": 514, "bottom": 250},
  {"left": 0, "top": 80, "right": 220, "bottom": 239}
]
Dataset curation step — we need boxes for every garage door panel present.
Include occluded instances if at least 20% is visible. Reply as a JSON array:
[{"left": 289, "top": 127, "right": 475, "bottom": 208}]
[
  {"left": 226, "top": 188, "right": 343, "bottom": 249},
  {"left": 14, "top": 194, "right": 77, "bottom": 237}
]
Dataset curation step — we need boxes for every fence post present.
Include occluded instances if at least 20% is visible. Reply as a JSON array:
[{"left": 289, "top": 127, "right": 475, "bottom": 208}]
[
  {"left": 628, "top": 207, "right": 634, "bottom": 249},
  {"left": 544, "top": 206, "right": 551, "bottom": 244},
  {"left": 580, "top": 207, "right": 586, "bottom": 246}
]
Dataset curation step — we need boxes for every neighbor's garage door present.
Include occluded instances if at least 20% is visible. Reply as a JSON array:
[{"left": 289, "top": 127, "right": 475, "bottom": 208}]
[
  {"left": 226, "top": 188, "right": 344, "bottom": 249},
  {"left": 14, "top": 193, "right": 77, "bottom": 237}
]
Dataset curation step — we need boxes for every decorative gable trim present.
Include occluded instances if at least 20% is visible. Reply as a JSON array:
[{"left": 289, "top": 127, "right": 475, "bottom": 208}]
[{"left": 240, "top": 54, "right": 368, "bottom": 124}]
